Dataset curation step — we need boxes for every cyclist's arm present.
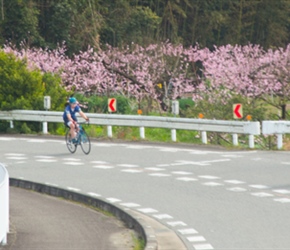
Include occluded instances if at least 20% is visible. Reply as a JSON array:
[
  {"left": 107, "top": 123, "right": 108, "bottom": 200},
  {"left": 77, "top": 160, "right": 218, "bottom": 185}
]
[
  {"left": 79, "top": 111, "right": 89, "bottom": 121},
  {"left": 66, "top": 113, "right": 75, "bottom": 123}
]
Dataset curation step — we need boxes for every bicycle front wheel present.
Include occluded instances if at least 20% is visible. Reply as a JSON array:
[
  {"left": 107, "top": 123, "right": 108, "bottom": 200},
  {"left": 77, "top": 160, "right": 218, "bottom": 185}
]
[
  {"left": 65, "top": 130, "right": 77, "bottom": 153},
  {"left": 80, "top": 129, "right": 91, "bottom": 154}
]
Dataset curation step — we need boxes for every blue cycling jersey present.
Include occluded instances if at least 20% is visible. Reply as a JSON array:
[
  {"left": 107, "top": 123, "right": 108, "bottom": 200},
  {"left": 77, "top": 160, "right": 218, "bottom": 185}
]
[{"left": 63, "top": 105, "right": 81, "bottom": 123}]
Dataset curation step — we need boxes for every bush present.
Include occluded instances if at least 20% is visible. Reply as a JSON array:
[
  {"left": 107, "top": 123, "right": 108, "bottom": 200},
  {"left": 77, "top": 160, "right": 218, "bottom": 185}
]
[{"left": 0, "top": 51, "right": 44, "bottom": 110}]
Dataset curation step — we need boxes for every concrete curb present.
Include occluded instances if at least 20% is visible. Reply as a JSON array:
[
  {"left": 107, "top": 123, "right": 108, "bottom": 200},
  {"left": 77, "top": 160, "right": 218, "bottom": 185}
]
[{"left": 9, "top": 178, "right": 186, "bottom": 250}]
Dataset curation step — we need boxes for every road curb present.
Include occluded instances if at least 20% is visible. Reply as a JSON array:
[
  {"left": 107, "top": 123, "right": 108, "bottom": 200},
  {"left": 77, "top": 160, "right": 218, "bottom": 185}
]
[{"left": 9, "top": 178, "right": 186, "bottom": 250}]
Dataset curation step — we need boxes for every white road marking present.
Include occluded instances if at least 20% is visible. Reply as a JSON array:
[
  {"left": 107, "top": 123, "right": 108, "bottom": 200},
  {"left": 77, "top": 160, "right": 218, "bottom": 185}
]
[
  {"left": 203, "top": 182, "right": 224, "bottom": 187},
  {"left": 199, "top": 175, "right": 220, "bottom": 180},
  {"left": 149, "top": 173, "right": 171, "bottom": 177},
  {"left": 87, "top": 192, "right": 101, "bottom": 197},
  {"left": 187, "top": 236, "right": 206, "bottom": 242},
  {"left": 126, "top": 145, "right": 152, "bottom": 149},
  {"left": 167, "top": 221, "right": 187, "bottom": 227},
  {"left": 117, "top": 164, "right": 139, "bottom": 168},
  {"left": 251, "top": 192, "right": 273, "bottom": 197},
  {"left": 137, "top": 208, "right": 158, "bottom": 214},
  {"left": 274, "top": 198, "right": 290, "bottom": 203},
  {"left": 0, "top": 137, "right": 16, "bottom": 141},
  {"left": 6, "top": 157, "right": 27, "bottom": 160},
  {"left": 153, "top": 214, "right": 173, "bottom": 219},
  {"left": 178, "top": 228, "right": 198, "bottom": 235},
  {"left": 63, "top": 158, "right": 82, "bottom": 161},
  {"left": 189, "top": 151, "right": 208, "bottom": 155},
  {"left": 202, "top": 159, "right": 231, "bottom": 164},
  {"left": 272, "top": 189, "right": 290, "bottom": 194},
  {"left": 221, "top": 155, "right": 241, "bottom": 158},
  {"left": 171, "top": 171, "right": 193, "bottom": 175},
  {"left": 159, "top": 148, "right": 179, "bottom": 152},
  {"left": 193, "top": 243, "right": 214, "bottom": 250},
  {"left": 171, "top": 161, "right": 209, "bottom": 166},
  {"left": 120, "top": 203, "right": 140, "bottom": 208},
  {"left": 176, "top": 177, "right": 198, "bottom": 182},
  {"left": 34, "top": 156, "right": 55, "bottom": 159},
  {"left": 67, "top": 187, "right": 80, "bottom": 192},
  {"left": 93, "top": 165, "right": 114, "bottom": 169},
  {"left": 106, "top": 198, "right": 121, "bottom": 203},
  {"left": 227, "top": 187, "right": 247, "bottom": 192},
  {"left": 121, "top": 169, "right": 143, "bottom": 173},
  {"left": 5, "top": 153, "right": 25, "bottom": 156},
  {"left": 249, "top": 185, "right": 269, "bottom": 189},
  {"left": 26, "top": 139, "right": 46, "bottom": 143},
  {"left": 44, "top": 182, "right": 59, "bottom": 187},
  {"left": 224, "top": 180, "right": 245, "bottom": 185},
  {"left": 36, "top": 159, "right": 57, "bottom": 163},
  {"left": 145, "top": 167, "right": 166, "bottom": 171}
]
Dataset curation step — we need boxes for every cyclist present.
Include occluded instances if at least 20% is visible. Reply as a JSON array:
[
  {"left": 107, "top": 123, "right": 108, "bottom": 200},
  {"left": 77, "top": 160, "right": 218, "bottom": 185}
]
[{"left": 63, "top": 97, "right": 89, "bottom": 143}]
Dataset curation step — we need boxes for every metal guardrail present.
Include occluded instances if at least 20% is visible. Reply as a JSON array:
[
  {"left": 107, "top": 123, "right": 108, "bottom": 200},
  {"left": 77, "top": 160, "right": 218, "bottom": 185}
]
[
  {"left": 0, "top": 110, "right": 261, "bottom": 148},
  {"left": 0, "top": 163, "right": 9, "bottom": 246},
  {"left": 262, "top": 121, "right": 290, "bottom": 149}
]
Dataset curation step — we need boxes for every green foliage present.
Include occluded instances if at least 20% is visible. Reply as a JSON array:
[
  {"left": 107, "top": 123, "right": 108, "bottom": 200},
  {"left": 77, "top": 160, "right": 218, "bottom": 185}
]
[
  {"left": 42, "top": 73, "right": 70, "bottom": 111},
  {"left": 1, "top": 0, "right": 44, "bottom": 47},
  {"left": 0, "top": 50, "right": 70, "bottom": 133},
  {"left": 0, "top": 51, "right": 44, "bottom": 110},
  {"left": 178, "top": 98, "right": 195, "bottom": 117},
  {"left": 75, "top": 94, "right": 131, "bottom": 114},
  {"left": 1, "top": 0, "right": 289, "bottom": 54},
  {"left": 20, "top": 123, "right": 32, "bottom": 134}
]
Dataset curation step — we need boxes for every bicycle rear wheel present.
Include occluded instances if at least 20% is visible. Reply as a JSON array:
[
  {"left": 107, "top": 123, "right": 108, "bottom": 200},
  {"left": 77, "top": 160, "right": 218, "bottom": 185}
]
[
  {"left": 80, "top": 129, "right": 91, "bottom": 154},
  {"left": 65, "top": 130, "right": 77, "bottom": 153}
]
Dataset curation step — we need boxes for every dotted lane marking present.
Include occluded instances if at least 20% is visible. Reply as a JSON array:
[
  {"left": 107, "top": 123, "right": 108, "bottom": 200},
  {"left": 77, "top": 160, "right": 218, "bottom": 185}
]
[
  {"left": 93, "top": 165, "right": 114, "bottom": 169},
  {"left": 153, "top": 214, "right": 173, "bottom": 219},
  {"left": 137, "top": 208, "right": 158, "bottom": 214},
  {"left": 178, "top": 228, "right": 198, "bottom": 235}
]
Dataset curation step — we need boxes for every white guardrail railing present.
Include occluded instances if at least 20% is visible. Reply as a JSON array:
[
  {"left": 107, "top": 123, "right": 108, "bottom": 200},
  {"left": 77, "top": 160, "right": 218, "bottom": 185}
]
[
  {"left": 0, "top": 110, "right": 261, "bottom": 148},
  {"left": 262, "top": 121, "right": 290, "bottom": 149},
  {"left": 0, "top": 163, "right": 9, "bottom": 246}
]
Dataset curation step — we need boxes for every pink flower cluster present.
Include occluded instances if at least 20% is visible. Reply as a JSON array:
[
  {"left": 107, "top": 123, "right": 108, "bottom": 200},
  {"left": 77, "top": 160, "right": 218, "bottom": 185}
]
[{"left": 3, "top": 42, "right": 290, "bottom": 105}]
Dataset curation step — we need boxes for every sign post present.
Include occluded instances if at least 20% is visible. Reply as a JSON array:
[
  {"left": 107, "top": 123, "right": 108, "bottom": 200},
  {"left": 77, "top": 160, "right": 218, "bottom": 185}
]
[{"left": 43, "top": 96, "right": 51, "bottom": 134}]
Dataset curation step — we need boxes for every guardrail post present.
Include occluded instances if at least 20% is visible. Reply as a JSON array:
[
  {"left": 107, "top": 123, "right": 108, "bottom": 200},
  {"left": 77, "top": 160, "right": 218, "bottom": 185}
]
[
  {"left": 277, "top": 134, "right": 283, "bottom": 149},
  {"left": 249, "top": 135, "right": 255, "bottom": 148},
  {"left": 171, "top": 129, "right": 176, "bottom": 142},
  {"left": 232, "top": 134, "right": 238, "bottom": 146},
  {"left": 107, "top": 126, "right": 113, "bottom": 138},
  {"left": 10, "top": 121, "right": 14, "bottom": 129},
  {"left": 43, "top": 122, "right": 48, "bottom": 134},
  {"left": 201, "top": 131, "right": 207, "bottom": 144},
  {"left": 140, "top": 127, "right": 145, "bottom": 139}
]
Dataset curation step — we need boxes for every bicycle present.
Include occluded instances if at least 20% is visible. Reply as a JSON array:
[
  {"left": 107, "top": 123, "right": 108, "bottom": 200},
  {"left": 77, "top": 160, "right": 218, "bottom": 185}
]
[{"left": 65, "top": 122, "right": 91, "bottom": 155}]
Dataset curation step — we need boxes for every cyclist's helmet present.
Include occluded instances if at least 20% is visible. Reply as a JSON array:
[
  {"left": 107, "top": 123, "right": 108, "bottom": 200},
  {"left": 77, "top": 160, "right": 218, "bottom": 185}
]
[{"left": 69, "top": 97, "right": 77, "bottom": 104}]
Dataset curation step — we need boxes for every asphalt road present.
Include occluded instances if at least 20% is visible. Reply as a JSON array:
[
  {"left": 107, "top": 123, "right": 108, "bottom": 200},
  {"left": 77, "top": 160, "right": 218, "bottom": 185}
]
[{"left": 1, "top": 135, "right": 290, "bottom": 250}]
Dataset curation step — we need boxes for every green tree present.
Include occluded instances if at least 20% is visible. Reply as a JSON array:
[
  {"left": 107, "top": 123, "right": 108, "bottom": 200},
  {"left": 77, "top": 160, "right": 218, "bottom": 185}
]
[
  {"left": 0, "top": 0, "right": 44, "bottom": 47},
  {"left": 0, "top": 50, "right": 44, "bottom": 110},
  {"left": 42, "top": 73, "right": 71, "bottom": 111}
]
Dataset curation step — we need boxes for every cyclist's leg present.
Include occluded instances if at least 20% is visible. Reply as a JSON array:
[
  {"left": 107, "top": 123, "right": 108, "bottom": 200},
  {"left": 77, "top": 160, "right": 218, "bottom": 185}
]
[{"left": 67, "top": 121, "right": 77, "bottom": 140}]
